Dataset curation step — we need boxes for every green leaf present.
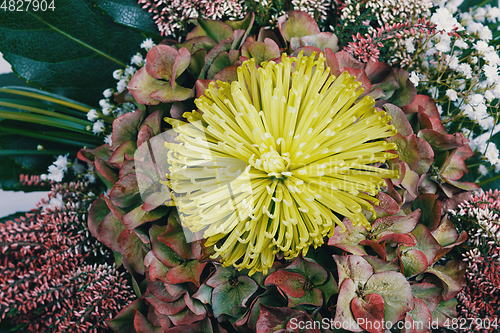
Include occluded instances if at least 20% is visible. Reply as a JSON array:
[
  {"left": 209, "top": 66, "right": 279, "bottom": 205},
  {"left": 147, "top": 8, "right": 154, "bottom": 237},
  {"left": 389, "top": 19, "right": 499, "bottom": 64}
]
[
  {"left": 90, "top": 0, "right": 160, "bottom": 35},
  {"left": 211, "top": 275, "right": 259, "bottom": 317},
  {"left": 0, "top": 0, "right": 144, "bottom": 105}
]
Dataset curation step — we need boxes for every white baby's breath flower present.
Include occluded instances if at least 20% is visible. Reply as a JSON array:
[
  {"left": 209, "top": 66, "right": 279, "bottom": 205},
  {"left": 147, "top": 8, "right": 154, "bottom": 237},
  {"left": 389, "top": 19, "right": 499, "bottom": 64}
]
[
  {"left": 455, "top": 39, "right": 468, "bottom": 48},
  {"left": 93, "top": 120, "right": 106, "bottom": 134},
  {"left": 478, "top": 164, "right": 488, "bottom": 176},
  {"left": 104, "top": 134, "right": 112, "bottom": 145},
  {"left": 469, "top": 94, "right": 484, "bottom": 106},
  {"left": 485, "top": 143, "right": 500, "bottom": 165},
  {"left": 431, "top": 7, "right": 464, "bottom": 32},
  {"left": 113, "top": 69, "right": 123, "bottom": 80},
  {"left": 131, "top": 53, "right": 144, "bottom": 66},
  {"left": 125, "top": 66, "right": 137, "bottom": 77},
  {"left": 102, "top": 107, "right": 112, "bottom": 116},
  {"left": 140, "top": 38, "right": 156, "bottom": 51},
  {"left": 47, "top": 165, "right": 65, "bottom": 182},
  {"left": 53, "top": 154, "right": 70, "bottom": 172},
  {"left": 446, "top": 89, "right": 458, "bottom": 101},
  {"left": 409, "top": 72, "right": 419, "bottom": 87},
  {"left": 87, "top": 109, "right": 99, "bottom": 121},
  {"left": 404, "top": 37, "right": 415, "bottom": 53},
  {"left": 448, "top": 55, "right": 459, "bottom": 70},
  {"left": 103, "top": 88, "right": 113, "bottom": 98},
  {"left": 458, "top": 63, "right": 472, "bottom": 78}
]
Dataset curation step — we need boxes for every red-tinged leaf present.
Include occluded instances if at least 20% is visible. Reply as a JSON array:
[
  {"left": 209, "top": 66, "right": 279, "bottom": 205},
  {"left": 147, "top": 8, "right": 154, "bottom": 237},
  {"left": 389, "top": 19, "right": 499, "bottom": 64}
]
[
  {"left": 256, "top": 304, "right": 303, "bottom": 333},
  {"left": 364, "top": 271, "right": 414, "bottom": 323},
  {"left": 247, "top": 38, "right": 280, "bottom": 65},
  {"left": 88, "top": 198, "right": 110, "bottom": 239},
  {"left": 417, "top": 130, "right": 467, "bottom": 152},
  {"left": 97, "top": 212, "right": 126, "bottom": 252},
  {"left": 316, "top": 270, "right": 338, "bottom": 303},
  {"left": 411, "top": 283, "right": 443, "bottom": 312},
  {"left": 141, "top": 110, "right": 164, "bottom": 135},
  {"left": 195, "top": 79, "right": 213, "bottom": 98},
  {"left": 324, "top": 48, "right": 340, "bottom": 76},
  {"left": 364, "top": 58, "right": 391, "bottom": 83},
  {"left": 290, "top": 46, "right": 323, "bottom": 57},
  {"left": 144, "top": 292, "right": 186, "bottom": 316},
  {"left": 362, "top": 256, "right": 400, "bottom": 273},
  {"left": 158, "top": 213, "right": 195, "bottom": 259},
  {"left": 333, "top": 255, "right": 373, "bottom": 287},
  {"left": 328, "top": 218, "right": 368, "bottom": 255},
  {"left": 122, "top": 203, "right": 169, "bottom": 230},
  {"left": 290, "top": 32, "right": 339, "bottom": 52},
  {"left": 212, "top": 275, "right": 258, "bottom": 317},
  {"left": 351, "top": 293, "right": 385, "bottom": 333},
  {"left": 277, "top": 10, "right": 320, "bottom": 42},
  {"left": 150, "top": 224, "right": 184, "bottom": 267},
  {"left": 142, "top": 186, "right": 171, "bottom": 212},
  {"left": 213, "top": 62, "right": 241, "bottom": 82},
  {"left": 103, "top": 194, "right": 125, "bottom": 221},
  {"left": 165, "top": 283, "right": 191, "bottom": 299},
  {"left": 106, "top": 299, "right": 147, "bottom": 333},
  {"left": 403, "top": 224, "right": 442, "bottom": 265},
  {"left": 118, "top": 229, "right": 145, "bottom": 275},
  {"left": 264, "top": 270, "right": 306, "bottom": 298},
  {"left": 400, "top": 164, "right": 420, "bottom": 201},
  {"left": 341, "top": 67, "right": 371, "bottom": 96},
  {"left": 197, "top": 18, "right": 234, "bottom": 43},
  {"left": 426, "top": 261, "right": 466, "bottom": 301},
  {"left": 335, "top": 50, "right": 365, "bottom": 70},
  {"left": 109, "top": 140, "right": 137, "bottom": 169},
  {"left": 377, "top": 233, "right": 416, "bottom": 246},
  {"left": 384, "top": 104, "right": 413, "bottom": 137},
  {"left": 415, "top": 137, "right": 434, "bottom": 174},
  {"left": 149, "top": 82, "right": 194, "bottom": 103},
  {"left": 147, "top": 254, "right": 171, "bottom": 284},
  {"left": 441, "top": 153, "right": 468, "bottom": 181},
  {"left": 94, "top": 156, "right": 119, "bottom": 184},
  {"left": 434, "top": 231, "right": 467, "bottom": 263},
  {"left": 146, "top": 45, "right": 179, "bottom": 81},
  {"left": 333, "top": 278, "right": 363, "bottom": 332},
  {"left": 127, "top": 67, "right": 169, "bottom": 105},
  {"left": 287, "top": 287, "right": 323, "bottom": 308},
  {"left": 412, "top": 194, "right": 441, "bottom": 231},
  {"left": 167, "top": 260, "right": 208, "bottom": 287},
  {"left": 192, "top": 283, "right": 213, "bottom": 305},
  {"left": 400, "top": 249, "right": 429, "bottom": 277},
  {"left": 136, "top": 125, "right": 156, "bottom": 150},
  {"left": 206, "top": 264, "right": 239, "bottom": 288},
  {"left": 171, "top": 47, "right": 191, "bottom": 85},
  {"left": 206, "top": 51, "right": 232, "bottom": 79},
  {"left": 285, "top": 254, "right": 328, "bottom": 286},
  {"left": 405, "top": 298, "right": 432, "bottom": 333},
  {"left": 431, "top": 298, "right": 458, "bottom": 327},
  {"left": 78, "top": 144, "right": 112, "bottom": 166},
  {"left": 134, "top": 310, "right": 162, "bottom": 333},
  {"left": 444, "top": 178, "right": 480, "bottom": 191},
  {"left": 112, "top": 109, "right": 144, "bottom": 150},
  {"left": 148, "top": 279, "right": 179, "bottom": 303},
  {"left": 183, "top": 293, "right": 206, "bottom": 316},
  {"left": 373, "top": 192, "right": 400, "bottom": 218},
  {"left": 387, "top": 134, "right": 420, "bottom": 171},
  {"left": 164, "top": 316, "right": 214, "bottom": 333},
  {"left": 372, "top": 209, "right": 421, "bottom": 236},
  {"left": 359, "top": 239, "right": 386, "bottom": 259},
  {"left": 109, "top": 173, "right": 141, "bottom": 208},
  {"left": 431, "top": 216, "right": 460, "bottom": 247}
]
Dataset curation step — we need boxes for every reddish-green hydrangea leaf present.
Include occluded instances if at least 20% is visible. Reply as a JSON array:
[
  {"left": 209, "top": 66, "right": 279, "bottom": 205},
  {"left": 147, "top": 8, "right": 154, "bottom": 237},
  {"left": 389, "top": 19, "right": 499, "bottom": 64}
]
[
  {"left": 264, "top": 270, "right": 306, "bottom": 298},
  {"left": 290, "top": 32, "right": 339, "bottom": 52},
  {"left": 431, "top": 298, "right": 458, "bottom": 327},
  {"left": 400, "top": 249, "right": 429, "bottom": 277},
  {"left": 235, "top": 291, "right": 287, "bottom": 331},
  {"left": 95, "top": 156, "right": 119, "bottom": 183},
  {"left": 374, "top": 192, "right": 400, "bottom": 218},
  {"left": 211, "top": 275, "right": 258, "bottom": 317},
  {"left": 169, "top": 306, "right": 206, "bottom": 326},
  {"left": 417, "top": 130, "right": 467, "bottom": 152},
  {"left": 207, "top": 52, "right": 232, "bottom": 79},
  {"left": 333, "top": 278, "right": 363, "bottom": 332},
  {"left": 158, "top": 213, "right": 195, "bottom": 259},
  {"left": 183, "top": 293, "right": 206, "bottom": 316},
  {"left": 127, "top": 68, "right": 175, "bottom": 105},
  {"left": 333, "top": 255, "right": 373, "bottom": 287},
  {"left": 400, "top": 163, "right": 419, "bottom": 201},
  {"left": 387, "top": 134, "right": 420, "bottom": 170},
  {"left": 109, "top": 173, "right": 141, "bottom": 208},
  {"left": 404, "top": 298, "right": 432, "bottom": 333},
  {"left": 97, "top": 212, "right": 126, "bottom": 252},
  {"left": 149, "top": 224, "right": 184, "bottom": 267},
  {"left": 351, "top": 293, "right": 385, "bottom": 333},
  {"left": 440, "top": 151, "right": 468, "bottom": 181},
  {"left": 372, "top": 208, "right": 421, "bottom": 236},
  {"left": 149, "top": 82, "right": 194, "bottom": 103},
  {"left": 287, "top": 288, "right": 323, "bottom": 308},
  {"left": 147, "top": 279, "right": 179, "bottom": 303},
  {"left": 247, "top": 38, "right": 280, "bottom": 65},
  {"left": 109, "top": 140, "right": 136, "bottom": 168},
  {"left": 365, "top": 58, "right": 391, "bottom": 83},
  {"left": 144, "top": 292, "right": 186, "bottom": 316},
  {"left": 401, "top": 224, "right": 442, "bottom": 266},
  {"left": 197, "top": 18, "right": 234, "bottom": 43},
  {"left": 78, "top": 144, "right": 112, "bottom": 166},
  {"left": 88, "top": 198, "right": 110, "bottom": 238},
  {"left": 111, "top": 109, "right": 144, "bottom": 149},
  {"left": 146, "top": 252, "right": 171, "bottom": 284},
  {"left": 431, "top": 217, "right": 467, "bottom": 262},
  {"left": 364, "top": 271, "right": 414, "bottom": 323},
  {"left": 316, "top": 270, "right": 338, "bottom": 303},
  {"left": 206, "top": 264, "right": 239, "bottom": 288},
  {"left": 358, "top": 239, "right": 386, "bottom": 259},
  {"left": 384, "top": 104, "right": 413, "bottom": 137},
  {"left": 198, "top": 39, "right": 233, "bottom": 79},
  {"left": 118, "top": 229, "right": 145, "bottom": 275},
  {"left": 412, "top": 194, "right": 441, "bottom": 231},
  {"left": 415, "top": 137, "right": 434, "bottom": 175},
  {"left": 277, "top": 10, "right": 320, "bottom": 42},
  {"left": 167, "top": 260, "right": 208, "bottom": 287},
  {"left": 134, "top": 310, "right": 162, "bottom": 333},
  {"left": 122, "top": 204, "right": 169, "bottom": 230},
  {"left": 411, "top": 283, "right": 443, "bottom": 312},
  {"left": 106, "top": 299, "right": 147, "bottom": 333},
  {"left": 444, "top": 178, "right": 480, "bottom": 191},
  {"left": 336, "top": 50, "right": 365, "bottom": 70},
  {"left": 363, "top": 256, "right": 400, "bottom": 273},
  {"left": 136, "top": 125, "right": 155, "bottom": 149},
  {"left": 146, "top": 45, "right": 178, "bottom": 80},
  {"left": 426, "top": 260, "right": 466, "bottom": 301},
  {"left": 164, "top": 316, "right": 215, "bottom": 333},
  {"left": 328, "top": 218, "right": 368, "bottom": 255},
  {"left": 286, "top": 255, "right": 327, "bottom": 286},
  {"left": 192, "top": 283, "right": 213, "bottom": 305},
  {"left": 255, "top": 304, "right": 303, "bottom": 333}
]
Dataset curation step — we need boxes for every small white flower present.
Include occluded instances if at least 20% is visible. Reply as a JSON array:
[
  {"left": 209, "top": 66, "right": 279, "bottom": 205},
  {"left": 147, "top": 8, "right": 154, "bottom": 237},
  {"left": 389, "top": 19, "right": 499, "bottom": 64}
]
[
  {"left": 455, "top": 39, "right": 468, "bottom": 48},
  {"left": 125, "top": 66, "right": 137, "bottom": 77},
  {"left": 469, "top": 94, "right": 484, "bottom": 106},
  {"left": 93, "top": 120, "right": 106, "bottom": 134},
  {"left": 409, "top": 72, "right": 419, "bottom": 87},
  {"left": 474, "top": 40, "right": 490, "bottom": 53},
  {"left": 117, "top": 78, "right": 128, "bottom": 93},
  {"left": 485, "top": 90, "right": 495, "bottom": 101},
  {"left": 46, "top": 193, "right": 64, "bottom": 210},
  {"left": 113, "top": 69, "right": 123, "bottom": 80},
  {"left": 53, "top": 154, "right": 69, "bottom": 171},
  {"left": 99, "top": 99, "right": 112, "bottom": 109},
  {"left": 480, "top": 116, "right": 495, "bottom": 130},
  {"left": 41, "top": 174, "right": 47, "bottom": 181},
  {"left": 87, "top": 109, "right": 99, "bottom": 121},
  {"left": 103, "top": 88, "right": 113, "bottom": 98},
  {"left": 485, "top": 143, "right": 500, "bottom": 165},
  {"left": 431, "top": 7, "right": 464, "bottom": 33},
  {"left": 437, "top": 104, "right": 444, "bottom": 115},
  {"left": 484, "top": 51, "right": 500, "bottom": 66},
  {"left": 47, "top": 165, "right": 65, "bottom": 182},
  {"left": 37, "top": 145, "right": 43, "bottom": 150},
  {"left": 102, "top": 107, "right": 112, "bottom": 116},
  {"left": 85, "top": 172, "right": 96, "bottom": 183},
  {"left": 458, "top": 63, "right": 472, "bottom": 78},
  {"left": 131, "top": 53, "right": 144, "bottom": 66},
  {"left": 104, "top": 134, "right": 112, "bottom": 145},
  {"left": 474, "top": 7, "right": 487, "bottom": 22},
  {"left": 448, "top": 55, "right": 459, "bottom": 70},
  {"left": 140, "top": 38, "right": 156, "bottom": 51},
  {"left": 478, "top": 164, "right": 488, "bottom": 176},
  {"left": 446, "top": 89, "right": 458, "bottom": 101},
  {"left": 404, "top": 38, "right": 415, "bottom": 53}
]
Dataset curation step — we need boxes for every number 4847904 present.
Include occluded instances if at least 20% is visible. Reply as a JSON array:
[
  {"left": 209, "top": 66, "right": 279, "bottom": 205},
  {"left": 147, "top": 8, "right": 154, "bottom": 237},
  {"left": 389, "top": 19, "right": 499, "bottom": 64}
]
[{"left": 1, "top": 0, "right": 55, "bottom": 11}]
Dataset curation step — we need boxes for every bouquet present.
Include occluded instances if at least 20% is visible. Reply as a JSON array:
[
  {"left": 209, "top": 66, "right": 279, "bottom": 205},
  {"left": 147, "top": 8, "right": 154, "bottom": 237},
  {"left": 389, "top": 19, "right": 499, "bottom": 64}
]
[{"left": 0, "top": 0, "right": 499, "bottom": 332}]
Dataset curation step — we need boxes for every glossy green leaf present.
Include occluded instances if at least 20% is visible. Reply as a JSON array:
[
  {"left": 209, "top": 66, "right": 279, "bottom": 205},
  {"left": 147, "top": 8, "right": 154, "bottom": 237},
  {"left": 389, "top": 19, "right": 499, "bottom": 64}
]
[{"left": 211, "top": 275, "right": 258, "bottom": 317}]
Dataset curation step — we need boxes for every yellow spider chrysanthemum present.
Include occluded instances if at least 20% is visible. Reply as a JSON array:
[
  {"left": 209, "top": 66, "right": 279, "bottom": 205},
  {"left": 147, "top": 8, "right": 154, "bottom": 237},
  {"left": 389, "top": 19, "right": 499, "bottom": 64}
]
[{"left": 164, "top": 52, "right": 398, "bottom": 275}]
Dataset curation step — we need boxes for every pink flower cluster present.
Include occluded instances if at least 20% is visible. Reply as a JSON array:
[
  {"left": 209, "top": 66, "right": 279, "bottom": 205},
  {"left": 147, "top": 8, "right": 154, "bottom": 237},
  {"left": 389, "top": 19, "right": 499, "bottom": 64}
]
[
  {"left": 0, "top": 182, "right": 134, "bottom": 332},
  {"left": 138, "top": 0, "right": 246, "bottom": 37},
  {"left": 344, "top": 18, "right": 437, "bottom": 62}
]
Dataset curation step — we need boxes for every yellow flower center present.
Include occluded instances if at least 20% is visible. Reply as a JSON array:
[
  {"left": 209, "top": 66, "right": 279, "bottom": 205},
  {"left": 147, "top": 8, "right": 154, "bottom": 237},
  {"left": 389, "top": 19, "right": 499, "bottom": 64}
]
[{"left": 164, "top": 52, "right": 398, "bottom": 275}]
